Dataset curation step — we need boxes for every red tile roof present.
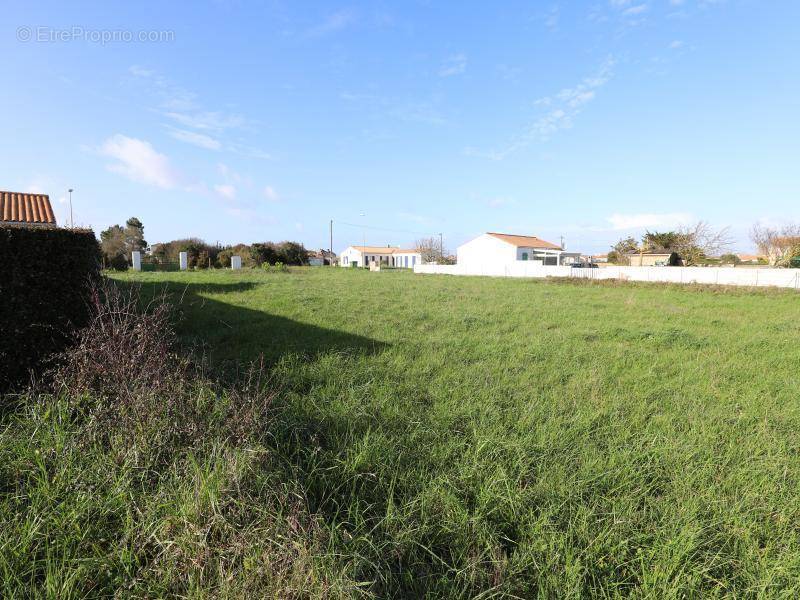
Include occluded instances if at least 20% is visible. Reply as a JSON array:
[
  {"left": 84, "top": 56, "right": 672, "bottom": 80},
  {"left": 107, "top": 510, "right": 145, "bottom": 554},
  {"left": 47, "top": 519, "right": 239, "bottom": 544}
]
[
  {"left": 0, "top": 191, "right": 56, "bottom": 226},
  {"left": 487, "top": 232, "right": 561, "bottom": 250}
]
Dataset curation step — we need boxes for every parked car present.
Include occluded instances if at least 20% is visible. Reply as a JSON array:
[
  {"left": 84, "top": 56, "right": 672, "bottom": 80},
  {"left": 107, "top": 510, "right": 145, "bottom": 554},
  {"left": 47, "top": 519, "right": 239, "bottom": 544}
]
[{"left": 570, "top": 262, "right": 599, "bottom": 269}]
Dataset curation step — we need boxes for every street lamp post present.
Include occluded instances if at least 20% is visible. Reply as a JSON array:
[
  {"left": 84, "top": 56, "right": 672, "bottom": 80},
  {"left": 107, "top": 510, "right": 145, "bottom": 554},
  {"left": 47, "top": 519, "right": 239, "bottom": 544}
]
[{"left": 68, "top": 188, "right": 74, "bottom": 228}]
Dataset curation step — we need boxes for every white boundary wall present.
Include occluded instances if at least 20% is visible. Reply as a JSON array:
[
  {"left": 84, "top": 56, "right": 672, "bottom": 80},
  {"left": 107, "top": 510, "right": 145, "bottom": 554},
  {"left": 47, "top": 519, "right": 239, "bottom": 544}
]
[{"left": 414, "top": 263, "right": 800, "bottom": 289}]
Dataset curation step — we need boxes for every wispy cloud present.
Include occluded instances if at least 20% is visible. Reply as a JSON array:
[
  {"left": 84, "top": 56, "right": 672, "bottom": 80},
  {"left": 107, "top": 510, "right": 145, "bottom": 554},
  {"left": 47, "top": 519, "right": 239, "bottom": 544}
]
[
  {"left": 543, "top": 5, "right": 560, "bottom": 30},
  {"left": 622, "top": 3, "right": 648, "bottom": 16},
  {"left": 166, "top": 127, "right": 221, "bottom": 150},
  {"left": 128, "top": 65, "right": 269, "bottom": 158},
  {"left": 306, "top": 9, "right": 356, "bottom": 37},
  {"left": 606, "top": 212, "right": 694, "bottom": 230},
  {"left": 163, "top": 110, "right": 246, "bottom": 133},
  {"left": 100, "top": 134, "right": 180, "bottom": 189},
  {"left": 214, "top": 184, "right": 237, "bottom": 201},
  {"left": 439, "top": 54, "right": 467, "bottom": 77},
  {"left": 607, "top": 0, "right": 649, "bottom": 24},
  {"left": 263, "top": 186, "right": 280, "bottom": 202},
  {"left": 465, "top": 58, "right": 614, "bottom": 160}
]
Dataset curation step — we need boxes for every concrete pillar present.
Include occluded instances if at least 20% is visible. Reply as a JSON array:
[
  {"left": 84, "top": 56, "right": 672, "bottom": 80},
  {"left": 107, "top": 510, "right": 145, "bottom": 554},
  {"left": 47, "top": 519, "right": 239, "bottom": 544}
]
[
  {"left": 231, "top": 255, "right": 242, "bottom": 270},
  {"left": 132, "top": 251, "right": 142, "bottom": 271},
  {"left": 179, "top": 251, "right": 188, "bottom": 270}
]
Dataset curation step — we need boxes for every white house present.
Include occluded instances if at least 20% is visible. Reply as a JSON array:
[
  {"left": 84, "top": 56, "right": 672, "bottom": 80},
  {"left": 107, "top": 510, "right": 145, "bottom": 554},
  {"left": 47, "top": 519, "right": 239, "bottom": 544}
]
[
  {"left": 339, "top": 245, "right": 422, "bottom": 268},
  {"left": 457, "top": 232, "right": 581, "bottom": 269}
]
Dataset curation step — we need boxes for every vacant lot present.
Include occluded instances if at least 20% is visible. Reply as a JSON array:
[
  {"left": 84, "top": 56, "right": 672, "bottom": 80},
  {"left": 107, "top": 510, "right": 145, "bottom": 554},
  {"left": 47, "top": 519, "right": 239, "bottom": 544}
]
[{"left": 4, "top": 268, "right": 800, "bottom": 597}]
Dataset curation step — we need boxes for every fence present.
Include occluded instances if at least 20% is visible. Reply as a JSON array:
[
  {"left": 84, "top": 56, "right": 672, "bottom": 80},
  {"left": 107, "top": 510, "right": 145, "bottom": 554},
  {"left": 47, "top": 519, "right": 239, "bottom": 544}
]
[
  {"left": 413, "top": 263, "right": 800, "bottom": 290},
  {"left": 141, "top": 261, "right": 180, "bottom": 272}
]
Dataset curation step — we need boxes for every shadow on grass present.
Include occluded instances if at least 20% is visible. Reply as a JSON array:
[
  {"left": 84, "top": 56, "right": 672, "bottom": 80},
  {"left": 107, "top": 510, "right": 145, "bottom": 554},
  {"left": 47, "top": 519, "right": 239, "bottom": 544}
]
[
  {"left": 120, "top": 279, "right": 387, "bottom": 370},
  {"left": 111, "top": 278, "right": 461, "bottom": 593}
]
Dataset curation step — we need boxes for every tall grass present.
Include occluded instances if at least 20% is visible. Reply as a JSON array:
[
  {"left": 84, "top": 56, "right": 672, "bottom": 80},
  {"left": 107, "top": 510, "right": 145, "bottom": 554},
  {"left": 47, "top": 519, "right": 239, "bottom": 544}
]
[{"left": 2, "top": 269, "right": 800, "bottom": 597}]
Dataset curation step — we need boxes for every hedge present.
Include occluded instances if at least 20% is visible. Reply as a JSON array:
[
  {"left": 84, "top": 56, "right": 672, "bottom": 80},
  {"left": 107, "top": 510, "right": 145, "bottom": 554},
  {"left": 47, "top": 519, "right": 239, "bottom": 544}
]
[{"left": 0, "top": 226, "right": 101, "bottom": 393}]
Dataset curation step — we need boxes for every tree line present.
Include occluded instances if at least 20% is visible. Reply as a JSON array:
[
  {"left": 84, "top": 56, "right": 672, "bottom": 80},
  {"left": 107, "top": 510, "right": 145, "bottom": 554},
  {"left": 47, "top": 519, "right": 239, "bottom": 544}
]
[
  {"left": 607, "top": 220, "right": 800, "bottom": 267},
  {"left": 607, "top": 221, "right": 734, "bottom": 266},
  {"left": 100, "top": 218, "right": 310, "bottom": 270}
]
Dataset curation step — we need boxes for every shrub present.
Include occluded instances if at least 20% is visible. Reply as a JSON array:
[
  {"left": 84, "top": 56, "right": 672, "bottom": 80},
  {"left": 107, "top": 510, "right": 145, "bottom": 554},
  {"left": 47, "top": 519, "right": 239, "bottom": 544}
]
[
  {"left": 0, "top": 226, "right": 100, "bottom": 393},
  {"left": 0, "top": 281, "right": 361, "bottom": 596},
  {"left": 260, "top": 261, "right": 288, "bottom": 273},
  {"left": 252, "top": 241, "right": 308, "bottom": 265},
  {"left": 50, "top": 280, "right": 275, "bottom": 453},
  {"left": 105, "top": 252, "right": 129, "bottom": 271}
]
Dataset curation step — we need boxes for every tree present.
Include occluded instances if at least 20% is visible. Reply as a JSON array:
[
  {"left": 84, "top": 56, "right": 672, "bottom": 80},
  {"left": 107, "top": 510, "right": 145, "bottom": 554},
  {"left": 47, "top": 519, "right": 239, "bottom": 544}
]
[
  {"left": 642, "top": 231, "right": 682, "bottom": 253},
  {"left": 217, "top": 244, "right": 253, "bottom": 268},
  {"left": 607, "top": 236, "right": 638, "bottom": 264},
  {"left": 250, "top": 242, "right": 279, "bottom": 266},
  {"left": 124, "top": 217, "right": 147, "bottom": 253},
  {"left": 720, "top": 253, "right": 741, "bottom": 265},
  {"left": 276, "top": 241, "right": 309, "bottom": 265},
  {"left": 676, "top": 221, "right": 733, "bottom": 265},
  {"left": 750, "top": 222, "right": 800, "bottom": 266},
  {"left": 639, "top": 222, "right": 732, "bottom": 266},
  {"left": 99, "top": 217, "right": 148, "bottom": 269},
  {"left": 415, "top": 237, "right": 446, "bottom": 263},
  {"left": 100, "top": 225, "right": 128, "bottom": 270}
]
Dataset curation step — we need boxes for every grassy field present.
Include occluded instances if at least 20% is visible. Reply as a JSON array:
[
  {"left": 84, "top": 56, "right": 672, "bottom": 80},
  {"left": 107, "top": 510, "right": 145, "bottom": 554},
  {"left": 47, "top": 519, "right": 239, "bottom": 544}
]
[{"left": 3, "top": 267, "right": 800, "bottom": 597}]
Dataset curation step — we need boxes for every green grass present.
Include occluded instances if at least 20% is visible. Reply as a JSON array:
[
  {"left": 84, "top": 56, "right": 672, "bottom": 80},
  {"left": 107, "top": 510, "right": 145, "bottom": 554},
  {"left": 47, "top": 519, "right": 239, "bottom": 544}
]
[{"left": 3, "top": 267, "right": 800, "bottom": 597}]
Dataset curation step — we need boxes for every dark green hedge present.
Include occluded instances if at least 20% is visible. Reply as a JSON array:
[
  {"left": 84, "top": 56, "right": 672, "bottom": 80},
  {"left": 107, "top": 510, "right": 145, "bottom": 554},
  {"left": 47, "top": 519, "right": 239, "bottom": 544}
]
[{"left": 0, "top": 227, "right": 101, "bottom": 393}]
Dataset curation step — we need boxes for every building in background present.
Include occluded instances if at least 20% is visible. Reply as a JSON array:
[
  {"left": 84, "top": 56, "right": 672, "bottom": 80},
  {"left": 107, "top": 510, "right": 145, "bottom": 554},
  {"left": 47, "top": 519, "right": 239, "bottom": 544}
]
[
  {"left": 456, "top": 232, "right": 580, "bottom": 270},
  {"left": 339, "top": 245, "right": 422, "bottom": 268},
  {"left": 308, "top": 249, "right": 337, "bottom": 266},
  {"left": 0, "top": 191, "right": 57, "bottom": 228},
  {"left": 627, "top": 252, "right": 680, "bottom": 267},
  {"left": 736, "top": 254, "right": 768, "bottom": 265}
]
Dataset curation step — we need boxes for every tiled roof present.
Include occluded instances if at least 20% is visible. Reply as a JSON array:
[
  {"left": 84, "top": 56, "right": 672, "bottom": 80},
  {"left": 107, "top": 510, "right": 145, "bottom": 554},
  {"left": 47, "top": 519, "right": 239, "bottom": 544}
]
[
  {"left": 351, "top": 246, "right": 419, "bottom": 254},
  {"left": 0, "top": 191, "right": 56, "bottom": 226},
  {"left": 487, "top": 232, "right": 561, "bottom": 250}
]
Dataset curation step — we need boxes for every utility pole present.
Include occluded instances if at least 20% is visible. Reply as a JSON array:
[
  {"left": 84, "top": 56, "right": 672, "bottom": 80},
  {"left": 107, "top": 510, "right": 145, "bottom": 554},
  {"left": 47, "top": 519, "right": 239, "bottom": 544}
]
[
  {"left": 360, "top": 213, "right": 366, "bottom": 267},
  {"left": 439, "top": 232, "right": 443, "bottom": 262},
  {"left": 68, "top": 188, "right": 74, "bottom": 228},
  {"left": 329, "top": 219, "right": 333, "bottom": 266},
  {"left": 560, "top": 235, "right": 565, "bottom": 250}
]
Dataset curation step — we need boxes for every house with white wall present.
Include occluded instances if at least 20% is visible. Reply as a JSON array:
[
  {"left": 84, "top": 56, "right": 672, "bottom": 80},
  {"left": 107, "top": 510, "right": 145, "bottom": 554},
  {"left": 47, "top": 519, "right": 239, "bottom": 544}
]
[
  {"left": 339, "top": 245, "right": 422, "bottom": 268},
  {"left": 457, "top": 232, "right": 581, "bottom": 269}
]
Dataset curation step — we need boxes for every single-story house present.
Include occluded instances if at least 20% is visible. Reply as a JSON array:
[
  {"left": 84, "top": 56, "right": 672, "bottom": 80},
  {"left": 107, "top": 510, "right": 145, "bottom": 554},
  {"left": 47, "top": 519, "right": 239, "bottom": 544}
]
[
  {"left": 0, "top": 191, "right": 57, "bottom": 227},
  {"left": 736, "top": 253, "right": 767, "bottom": 264},
  {"left": 627, "top": 252, "right": 680, "bottom": 267},
  {"left": 456, "top": 232, "right": 581, "bottom": 268},
  {"left": 339, "top": 245, "right": 422, "bottom": 268}
]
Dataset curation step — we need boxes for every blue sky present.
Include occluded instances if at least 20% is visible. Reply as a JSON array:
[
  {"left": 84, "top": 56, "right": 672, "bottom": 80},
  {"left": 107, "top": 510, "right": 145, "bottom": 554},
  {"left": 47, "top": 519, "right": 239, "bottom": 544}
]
[{"left": 2, "top": 0, "right": 798, "bottom": 254}]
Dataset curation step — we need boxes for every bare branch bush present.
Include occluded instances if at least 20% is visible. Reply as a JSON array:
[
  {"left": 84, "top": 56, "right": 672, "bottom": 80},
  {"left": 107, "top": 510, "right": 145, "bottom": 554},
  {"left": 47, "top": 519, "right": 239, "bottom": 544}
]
[{"left": 49, "top": 279, "right": 275, "bottom": 458}]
